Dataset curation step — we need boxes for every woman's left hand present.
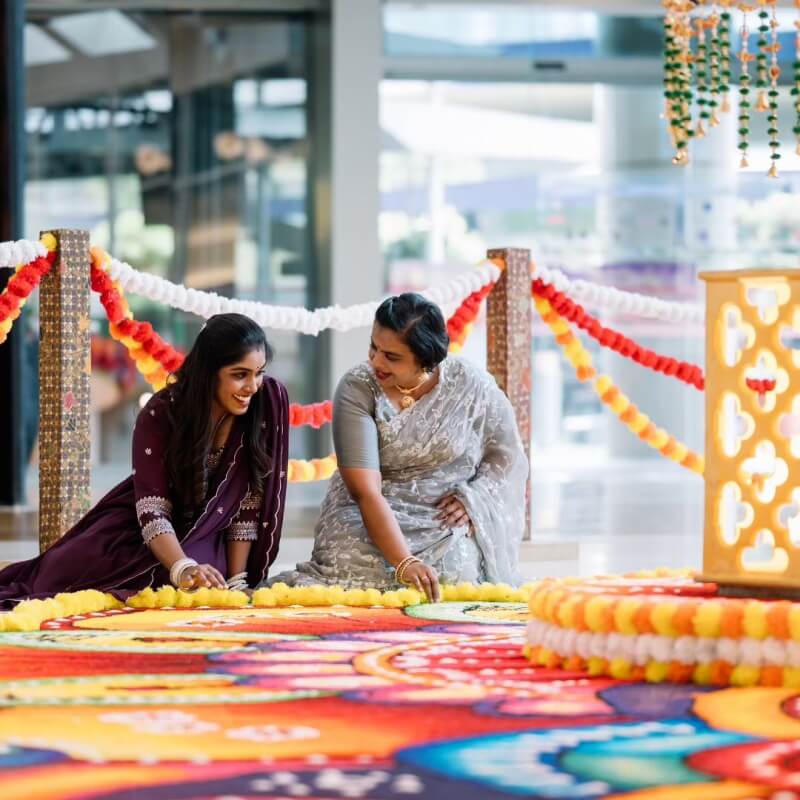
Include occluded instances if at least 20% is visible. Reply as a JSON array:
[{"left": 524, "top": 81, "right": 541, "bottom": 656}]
[{"left": 435, "top": 494, "right": 473, "bottom": 534}]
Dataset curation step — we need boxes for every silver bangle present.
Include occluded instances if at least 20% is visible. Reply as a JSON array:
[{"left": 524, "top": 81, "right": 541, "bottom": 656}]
[
  {"left": 226, "top": 571, "right": 249, "bottom": 591},
  {"left": 169, "top": 557, "right": 198, "bottom": 587}
]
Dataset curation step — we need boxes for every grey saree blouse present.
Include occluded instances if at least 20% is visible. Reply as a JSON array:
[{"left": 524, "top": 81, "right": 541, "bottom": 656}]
[{"left": 268, "top": 356, "right": 528, "bottom": 589}]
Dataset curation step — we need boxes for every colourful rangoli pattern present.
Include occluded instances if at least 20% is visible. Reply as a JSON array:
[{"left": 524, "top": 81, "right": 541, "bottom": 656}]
[{"left": 0, "top": 601, "right": 797, "bottom": 799}]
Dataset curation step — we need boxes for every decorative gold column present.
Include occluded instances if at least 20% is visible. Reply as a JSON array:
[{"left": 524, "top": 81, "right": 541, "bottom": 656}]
[
  {"left": 486, "top": 247, "right": 532, "bottom": 539},
  {"left": 38, "top": 229, "right": 91, "bottom": 551},
  {"left": 699, "top": 268, "right": 800, "bottom": 591}
]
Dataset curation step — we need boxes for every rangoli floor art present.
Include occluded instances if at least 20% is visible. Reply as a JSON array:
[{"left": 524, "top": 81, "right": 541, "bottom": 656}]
[{"left": 0, "top": 599, "right": 799, "bottom": 799}]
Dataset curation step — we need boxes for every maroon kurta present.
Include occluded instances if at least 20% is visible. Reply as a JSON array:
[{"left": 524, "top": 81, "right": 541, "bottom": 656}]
[{"left": 0, "top": 377, "right": 289, "bottom": 608}]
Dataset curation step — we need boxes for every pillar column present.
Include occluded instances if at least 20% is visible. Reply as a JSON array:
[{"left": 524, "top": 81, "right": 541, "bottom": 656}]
[
  {"left": 328, "top": 0, "right": 382, "bottom": 390},
  {"left": 38, "top": 229, "right": 91, "bottom": 551},
  {"left": 487, "top": 247, "right": 532, "bottom": 539}
]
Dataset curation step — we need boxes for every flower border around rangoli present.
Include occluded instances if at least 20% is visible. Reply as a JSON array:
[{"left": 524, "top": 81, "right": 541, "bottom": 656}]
[{"left": 526, "top": 569, "right": 800, "bottom": 688}]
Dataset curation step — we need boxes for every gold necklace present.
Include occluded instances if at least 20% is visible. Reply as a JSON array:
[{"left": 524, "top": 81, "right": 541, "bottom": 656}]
[{"left": 396, "top": 372, "right": 429, "bottom": 410}]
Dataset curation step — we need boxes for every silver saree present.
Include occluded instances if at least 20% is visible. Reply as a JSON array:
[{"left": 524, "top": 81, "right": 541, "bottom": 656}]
[{"left": 268, "top": 356, "right": 528, "bottom": 589}]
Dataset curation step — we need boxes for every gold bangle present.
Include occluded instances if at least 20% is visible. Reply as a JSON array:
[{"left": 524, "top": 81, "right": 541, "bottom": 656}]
[
  {"left": 394, "top": 556, "right": 415, "bottom": 582},
  {"left": 394, "top": 556, "right": 417, "bottom": 583},
  {"left": 396, "top": 556, "right": 421, "bottom": 585}
]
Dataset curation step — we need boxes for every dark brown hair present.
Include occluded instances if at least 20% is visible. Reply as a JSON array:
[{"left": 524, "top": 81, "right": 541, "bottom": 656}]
[{"left": 165, "top": 313, "right": 273, "bottom": 509}]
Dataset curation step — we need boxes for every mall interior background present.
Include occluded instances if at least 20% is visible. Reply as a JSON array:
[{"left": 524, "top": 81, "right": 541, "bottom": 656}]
[{"left": 4, "top": 0, "right": 800, "bottom": 575}]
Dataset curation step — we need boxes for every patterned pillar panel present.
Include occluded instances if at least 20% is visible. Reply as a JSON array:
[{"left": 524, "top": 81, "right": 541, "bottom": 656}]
[
  {"left": 700, "top": 268, "right": 800, "bottom": 590},
  {"left": 38, "top": 229, "right": 92, "bottom": 552},
  {"left": 486, "top": 247, "right": 532, "bottom": 539}
]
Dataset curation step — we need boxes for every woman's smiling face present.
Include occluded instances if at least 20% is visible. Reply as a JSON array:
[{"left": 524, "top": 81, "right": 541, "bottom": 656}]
[
  {"left": 213, "top": 347, "right": 266, "bottom": 417},
  {"left": 368, "top": 323, "right": 421, "bottom": 388}
]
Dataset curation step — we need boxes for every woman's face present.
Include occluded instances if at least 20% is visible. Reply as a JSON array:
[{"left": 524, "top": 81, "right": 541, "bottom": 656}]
[
  {"left": 368, "top": 323, "right": 421, "bottom": 388},
  {"left": 213, "top": 347, "right": 266, "bottom": 417}
]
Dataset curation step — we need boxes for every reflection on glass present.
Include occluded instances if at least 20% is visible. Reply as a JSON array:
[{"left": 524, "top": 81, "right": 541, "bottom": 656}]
[
  {"left": 23, "top": 9, "right": 318, "bottom": 501},
  {"left": 384, "top": 3, "right": 598, "bottom": 58},
  {"left": 381, "top": 76, "right": 800, "bottom": 463}
]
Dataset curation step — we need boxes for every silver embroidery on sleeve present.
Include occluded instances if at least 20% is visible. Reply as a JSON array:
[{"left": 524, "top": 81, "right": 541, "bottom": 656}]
[
  {"left": 141, "top": 517, "right": 176, "bottom": 544},
  {"left": 135, "top": 495, "right": 173, "bottom": 522}
]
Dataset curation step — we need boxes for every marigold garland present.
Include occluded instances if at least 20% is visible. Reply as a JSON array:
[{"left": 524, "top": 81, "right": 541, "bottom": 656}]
[
  {"left": 0, "top": 582, "right": 536, "bottom": 631},
  {"left": 96, "top": 253, "right": 346, "bottom": 433},
  {"left": 289, "top": 401, "right": 333, "bottom": 429},
  {"left": 286, "top": 455, "right": 338, "bottom": 482},
  {"left": 526, "top": 571, "right": 800, "bottom": 688},
  {"left": 0, "top": 235, "right": 57, "bottom": 344},
  {"left": 90, "top": 248, "right": 179, "bottom": 390},
  {"left": 535, "top": 294, "right": 704, "bottom": 475},
  {"left": 130, "top": 581, "right": 534, "bottom": 610},
  {"left": 90, "top": 249, "right": 340, "bottom": 480},
  {"left": 532, "top": 279, "right": 705, "bottom": 391},
  {"left": 447, "top": 280, "right": 497, "bottom": 353},
  {"left": 0, "top": 589, "right": 122, "bottom": 633}
]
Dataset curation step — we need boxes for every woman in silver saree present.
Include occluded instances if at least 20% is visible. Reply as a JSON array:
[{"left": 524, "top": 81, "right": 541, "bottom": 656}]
[{"left": 269, "top": 293, "right": 528, "bottom": 600}]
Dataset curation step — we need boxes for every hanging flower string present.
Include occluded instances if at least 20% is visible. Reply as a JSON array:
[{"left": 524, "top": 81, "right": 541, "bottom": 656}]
[
  {"left": 707, "top": 3, "right": 722, "bottom": 127},
  {"left": 0, "top": 234, "right": 57, "bottom": 344},
  {"left": 535, "top": 294, "right": 705, "bottom": 475},
  {"left": 664, "top": 10, "right": 678, "bottom": 127},
  {"left": 738, "top": 5, "right": 755, "bottom": 167},
  {"left": 718, "top": 1, "right": 734, "bottom": 112},
  {"left": 664, "top": 1, "right": 696, "bottom": 165},
  {"left": 794, "top": 1, "right": 800, "bottom": 154},
  {"left": 695, "top": 17, "right": 710, "bottom": 137},
  {"left": 755, "top": 3, "right": 771, "bottom": 113},
  {"left": 532, "top": 279, "right": 705, "bottom": 390},
  {"left": 766, "top": 0, "right": 781, "bottom": 177}
]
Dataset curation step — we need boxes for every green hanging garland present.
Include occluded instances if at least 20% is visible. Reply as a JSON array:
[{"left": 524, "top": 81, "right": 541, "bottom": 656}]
[
  {"left": 793, "top": 9, "right": 800, "bottom": 156},
  {"left": 718, "top": 6, "right": 732, "bottom": 112},
  {"left": 766, "top": 0, "right": 781, "bottom": 176},
  {"left": 755, "top": 7, "right": 770, "bottom": 112},
  {"left": 738, "top": 10, "right": 753, "bottom": 167},
  {"left": 695, "top": 19, "right": 710, "bottom": 136},
  {"left": 708, "top": 7, "right": 722, "bottom": 125}
]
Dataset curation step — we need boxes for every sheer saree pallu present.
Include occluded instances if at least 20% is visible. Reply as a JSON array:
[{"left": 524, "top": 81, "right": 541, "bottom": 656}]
[
  {"left": 271, "top": 357, "right": 528, "bottom": 590},
  {"left": 0, "top": 379, "right": 289, "bottom": 608}
]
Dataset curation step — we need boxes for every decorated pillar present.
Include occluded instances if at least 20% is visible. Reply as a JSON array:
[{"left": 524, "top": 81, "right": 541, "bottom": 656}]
[
  {"left": 486, "top": 247, "right": 532, "bottom": 539},
  {"left": 700, "top": 268, "right": 800, "bottom": 591},
  {"left": 38, "top": 229, "right": 92, "bottom": 551}
]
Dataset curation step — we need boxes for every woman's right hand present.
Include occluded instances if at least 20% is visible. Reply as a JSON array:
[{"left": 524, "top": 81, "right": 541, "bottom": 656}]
[
  {"left": 179, "top": 563, "right": 226, "bottom": 590},
  {"left": 401, "top": 561, "right": 441, "bottom": 602}
]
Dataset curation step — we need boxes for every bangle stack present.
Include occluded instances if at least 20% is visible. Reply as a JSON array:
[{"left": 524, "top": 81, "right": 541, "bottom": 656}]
[
  {"left": 226, "top": 571, "right": 249, "bottom": 592},
  {"left": 169, "top": 557, "right": 198, "bottom": 587},
  {"left": 394, "top": 555, "right": 422, "bottom": 585}
]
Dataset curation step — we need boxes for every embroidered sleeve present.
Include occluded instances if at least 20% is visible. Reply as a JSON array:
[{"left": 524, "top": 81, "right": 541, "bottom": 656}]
[
  {"left": 133, "top": 395, "right": 177, "bottom": 546},
  {"left": 223, "top": 488, "right": 262, "bottom": 542}
]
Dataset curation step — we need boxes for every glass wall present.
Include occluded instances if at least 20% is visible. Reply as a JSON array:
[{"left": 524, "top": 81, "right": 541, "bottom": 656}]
[
  {"left": 381, "top": 3, "right": 800, "bottom": 467},
  {"left": 22, "top": 6, "right": 322, "bottom": 499}
]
